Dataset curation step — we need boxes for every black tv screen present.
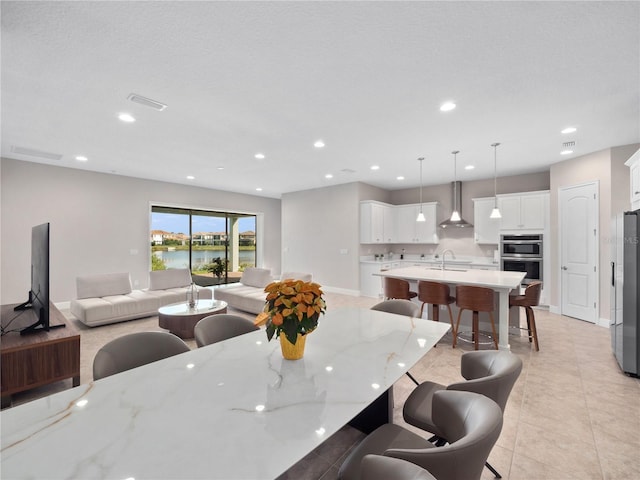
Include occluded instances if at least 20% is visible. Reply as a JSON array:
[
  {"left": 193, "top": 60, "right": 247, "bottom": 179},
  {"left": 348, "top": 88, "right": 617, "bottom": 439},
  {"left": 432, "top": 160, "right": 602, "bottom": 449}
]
[
  {"left": 29, "top": 222, "right": 50, "bottom": 330},
  {"left": 14, "top": 223, "right": 63, "bottom": 334}
]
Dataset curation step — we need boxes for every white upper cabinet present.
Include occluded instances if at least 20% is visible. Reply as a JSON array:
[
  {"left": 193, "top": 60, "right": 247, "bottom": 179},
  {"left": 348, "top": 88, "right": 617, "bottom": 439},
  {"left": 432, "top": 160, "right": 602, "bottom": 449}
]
[
  {"left": 498, "top": 191, "right": 549, "bottom": 231},
  {"left": 360, "top": 201, "right": 439, "bottom": 244},
  {"left": 473, "top": 197, "right": 500, "bottom": 244},
  {"left": 394, "top": 203, "right": 439, "bottom": 244},
  {"left": 626, "top": 148, "right": 640, "bottom": 210},
  {"left": 360, "top": 201, "right": 395, "bottom": 243}
]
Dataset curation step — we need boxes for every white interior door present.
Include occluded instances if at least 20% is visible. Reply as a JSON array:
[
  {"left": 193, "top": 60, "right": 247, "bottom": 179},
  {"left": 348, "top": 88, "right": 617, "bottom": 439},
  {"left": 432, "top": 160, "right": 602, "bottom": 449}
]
[{"left": 559, "top": 182, "right": 599, "bottom": 322}]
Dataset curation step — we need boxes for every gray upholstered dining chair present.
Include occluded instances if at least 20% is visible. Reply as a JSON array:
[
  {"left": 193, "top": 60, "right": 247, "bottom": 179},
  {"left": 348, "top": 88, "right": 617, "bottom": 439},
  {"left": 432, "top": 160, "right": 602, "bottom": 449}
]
[
  {"left": 93, "top": 331, "right": 190, "bottom": 380},
  {"left": 360, "top": 455, "right": 436, "bottom": 480},
  {"left": 371, "top": 299, "right": 420, "bottom": 318},
  {"left": 371, "top": 299, "right": 422, "bottom": 385},
  {"left": 402, "top": 350, "right": 522, "bottom": 478},
  {"left": 338, "top": 390, "right": 503, "bottom": 480},
  {"left": 194, "top": 313, "right": 259, "bottom": 348}
]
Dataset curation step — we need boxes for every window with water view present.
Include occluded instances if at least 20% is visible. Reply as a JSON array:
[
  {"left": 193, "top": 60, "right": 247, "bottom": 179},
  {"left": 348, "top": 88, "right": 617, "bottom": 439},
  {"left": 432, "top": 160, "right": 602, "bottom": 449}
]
[{"left": 150, "top": 206, "right": 257, "bottom": 287}]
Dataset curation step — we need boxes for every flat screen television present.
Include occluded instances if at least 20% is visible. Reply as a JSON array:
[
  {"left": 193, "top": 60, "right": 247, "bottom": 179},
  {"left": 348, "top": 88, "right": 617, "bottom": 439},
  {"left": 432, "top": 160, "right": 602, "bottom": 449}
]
[{"left": 14, "top": 222, "right": 64, "bottom": 334}]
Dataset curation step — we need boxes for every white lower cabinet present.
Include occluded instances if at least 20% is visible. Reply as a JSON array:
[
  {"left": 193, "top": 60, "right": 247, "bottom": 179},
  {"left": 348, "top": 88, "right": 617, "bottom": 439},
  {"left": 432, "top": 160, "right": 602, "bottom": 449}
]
[{"left": 360, "top": 263, "right": 383, "bottom": 298}]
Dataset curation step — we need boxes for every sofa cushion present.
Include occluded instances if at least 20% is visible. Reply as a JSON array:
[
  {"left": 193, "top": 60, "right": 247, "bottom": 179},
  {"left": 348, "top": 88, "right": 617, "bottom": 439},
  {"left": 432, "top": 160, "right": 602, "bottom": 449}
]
[
  {"left": 240, "top": 268, "right": 273, "bottom": 288},
  {"left": 76, "top": 272, "right": 132, "bottom": 299},
  {"left": 213, "top": 284, "right": 267, "bottom": 314},
  {"left": 149, "top": 268, "right": 192, "bottom": 291},
  {"left": 280, "top": 272, "right": 312, "bottom": 282}
]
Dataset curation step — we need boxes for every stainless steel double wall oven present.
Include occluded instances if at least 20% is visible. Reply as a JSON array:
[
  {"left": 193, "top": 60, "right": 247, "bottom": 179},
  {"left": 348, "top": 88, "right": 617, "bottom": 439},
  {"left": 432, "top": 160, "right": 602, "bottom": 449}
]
[{"left": 500, "top": 234, "right": 543, "bottom": 285}]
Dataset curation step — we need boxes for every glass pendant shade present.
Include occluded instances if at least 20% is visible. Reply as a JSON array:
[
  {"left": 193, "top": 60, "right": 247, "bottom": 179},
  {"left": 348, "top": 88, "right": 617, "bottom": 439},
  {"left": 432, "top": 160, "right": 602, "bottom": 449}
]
[
  {"left": 490, "top": 143, "right": 501, "bottom": 219},
  {"left": 416, "top": 157, "right": 425, "bottom": 222}
]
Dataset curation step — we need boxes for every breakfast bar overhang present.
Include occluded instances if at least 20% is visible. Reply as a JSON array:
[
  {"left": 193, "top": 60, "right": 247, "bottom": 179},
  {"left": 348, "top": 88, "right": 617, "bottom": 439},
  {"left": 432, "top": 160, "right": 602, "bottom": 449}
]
[{"left": 375, "top": 266, "right": 526, "bottom": 350}]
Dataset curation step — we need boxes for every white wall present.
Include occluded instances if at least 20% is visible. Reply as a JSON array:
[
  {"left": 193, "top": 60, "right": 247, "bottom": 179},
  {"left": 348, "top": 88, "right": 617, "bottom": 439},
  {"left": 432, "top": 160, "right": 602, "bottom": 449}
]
[
  {"left": 1, "top": 158, "right": 282, "bottom": 304},
  {"left": 281, "top": 183, "right": 361, "bottom": 294}
]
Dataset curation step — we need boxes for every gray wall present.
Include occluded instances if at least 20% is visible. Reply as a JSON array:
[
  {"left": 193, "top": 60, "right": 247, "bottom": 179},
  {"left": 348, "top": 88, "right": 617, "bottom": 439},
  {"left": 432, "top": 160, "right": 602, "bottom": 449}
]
[
  {"left": 281, "top": 183, "right": 361, "bottom": 294},
  {"left": 549, "top": 143, "right": 639, "bottom": 321},
  {"left": 1, "top": 158, "right": 282, "bottom": 304}
]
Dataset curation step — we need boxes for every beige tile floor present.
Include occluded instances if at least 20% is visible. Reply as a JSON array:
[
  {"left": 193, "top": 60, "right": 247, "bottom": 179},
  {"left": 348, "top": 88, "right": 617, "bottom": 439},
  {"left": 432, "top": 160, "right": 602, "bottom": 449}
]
[{"left": 6, "top": 292, "right": 640, "bottom": 480}]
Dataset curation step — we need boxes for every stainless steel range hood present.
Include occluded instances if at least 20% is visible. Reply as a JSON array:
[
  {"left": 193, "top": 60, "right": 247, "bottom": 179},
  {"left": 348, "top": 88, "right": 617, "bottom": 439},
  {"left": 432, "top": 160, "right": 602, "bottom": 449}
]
[{"left": 439, "top": 181, "right": 473, "bottom": 228}]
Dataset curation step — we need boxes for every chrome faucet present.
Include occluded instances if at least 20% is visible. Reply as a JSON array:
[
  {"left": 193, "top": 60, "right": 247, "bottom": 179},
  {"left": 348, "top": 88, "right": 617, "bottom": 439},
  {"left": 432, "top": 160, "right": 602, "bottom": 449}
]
[{"left": 441, "top": 249, "right": 455, "bottom": 270}]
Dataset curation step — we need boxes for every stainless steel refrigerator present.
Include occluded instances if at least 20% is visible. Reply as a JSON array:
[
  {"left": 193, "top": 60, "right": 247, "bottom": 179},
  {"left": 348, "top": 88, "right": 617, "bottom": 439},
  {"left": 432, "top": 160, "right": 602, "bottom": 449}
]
[{"left": 610, "top": 210, "right": 640, "bottom": 377}]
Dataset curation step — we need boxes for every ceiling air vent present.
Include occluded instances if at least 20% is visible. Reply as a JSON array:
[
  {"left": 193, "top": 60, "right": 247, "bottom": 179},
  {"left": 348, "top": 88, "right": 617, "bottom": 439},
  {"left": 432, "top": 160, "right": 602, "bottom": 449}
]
[
  {"left": 562, "top": 141, "right": 576, "bottom": 148},
  {"left": 341, "top": 168, "right": 356, "bottom": 174},
  {"left": 127, "top": 93, "right": 167, "bottom": 111},
  {"left": 11, "top": 145, "right": 63, "bottom": 161}
]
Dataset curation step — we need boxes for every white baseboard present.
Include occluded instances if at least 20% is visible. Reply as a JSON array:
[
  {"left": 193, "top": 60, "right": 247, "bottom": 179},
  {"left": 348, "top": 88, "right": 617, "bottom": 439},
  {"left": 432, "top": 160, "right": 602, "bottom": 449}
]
[
  {"left": 322, "top": 286, "right": 361, "bottom": 296},
  {"left": 547, "top": 304, "right": 609, "bottom": 328}
]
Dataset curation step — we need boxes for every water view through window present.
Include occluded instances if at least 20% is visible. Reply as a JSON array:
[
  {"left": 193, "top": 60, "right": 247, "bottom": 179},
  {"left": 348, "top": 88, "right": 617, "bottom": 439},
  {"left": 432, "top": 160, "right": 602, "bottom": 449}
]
[{"left": 150, "top": 206, "right": 257, "bottom": 287}]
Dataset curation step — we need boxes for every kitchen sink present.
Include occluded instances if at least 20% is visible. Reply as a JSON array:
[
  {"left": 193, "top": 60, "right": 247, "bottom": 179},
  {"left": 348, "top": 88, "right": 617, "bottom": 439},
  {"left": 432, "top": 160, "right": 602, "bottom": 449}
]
[{"left": 426, "top": 267, "right": 468, "bottom": 272}]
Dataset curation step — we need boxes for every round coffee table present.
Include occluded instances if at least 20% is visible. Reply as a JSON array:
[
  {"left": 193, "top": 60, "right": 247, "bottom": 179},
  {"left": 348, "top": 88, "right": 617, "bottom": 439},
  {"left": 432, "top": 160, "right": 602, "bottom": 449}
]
[{"left": 158, "top": 299, "right": 228, "bottom": 339}]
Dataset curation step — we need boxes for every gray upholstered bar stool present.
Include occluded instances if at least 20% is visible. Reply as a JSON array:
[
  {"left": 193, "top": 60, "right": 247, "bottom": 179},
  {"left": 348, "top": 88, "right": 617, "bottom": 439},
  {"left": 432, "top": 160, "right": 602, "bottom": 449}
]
[
  {"left": 383, "top": 277, "right": 417, "bottom": 301},
  {"left": 418, "top": 280, "right": 456, "bottom": 334},
  {"left": 454, "top": 285, "right": 498, "bottom": 350}
]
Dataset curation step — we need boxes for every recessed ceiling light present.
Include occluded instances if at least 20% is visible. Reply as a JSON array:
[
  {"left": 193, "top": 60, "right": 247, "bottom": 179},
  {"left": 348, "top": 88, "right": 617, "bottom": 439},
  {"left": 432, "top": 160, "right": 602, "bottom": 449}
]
[
  {"left": 314, "top": 140, "right": 325, "bottom": 148},
  {"left": 118, "top": 113, "right": 136, "bottom": 123},
  {"left": 396, "top": 176, "right": 405, "bottom": 181},
  {"left": 186, "top": 175, "right": 195, "bottom": 180},
  {"left": 561, "top": 127, "right": 577, "bottom": 134},
  {"left": 256, "top": 187, "right": 263, "bottom": 191},
  {"left": 75, "top": 155, "right": 88, "bottom": 162},
  {"left": 254, "top": 153, "right": 265, "bottom": 159},
  {"left": 370, "top": 165, "right": 380, "bottom": 171},
  {"left": 440, "top": 101, "right": 456, "bottom": 112},
  {"left": 325, "top": 174, "right": 333, "bottom": 179},
  {"left": 217, "top": 166, "right": 225, "bottom": 170},
  {"left": 464, "top": 165, "right": 474, "bottom": 170},
  {"left": 561, "top": 150, "right": 573, "bottom": 155}
]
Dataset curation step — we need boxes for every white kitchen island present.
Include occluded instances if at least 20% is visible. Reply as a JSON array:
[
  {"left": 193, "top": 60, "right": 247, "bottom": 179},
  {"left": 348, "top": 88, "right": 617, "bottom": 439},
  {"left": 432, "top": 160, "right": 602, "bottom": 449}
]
[
  {"left": 375, "top": 266, "right": 525, "bottom": 350},
  {"left": 0, "top": 308, "right": 449, "bottom": 480}
]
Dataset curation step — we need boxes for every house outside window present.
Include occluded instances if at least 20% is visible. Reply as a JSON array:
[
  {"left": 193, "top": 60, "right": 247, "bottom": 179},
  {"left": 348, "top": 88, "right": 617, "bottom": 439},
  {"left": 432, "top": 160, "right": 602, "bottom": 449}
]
[{"left": 150, "top": 206, "right": 257, "bottom": 286}]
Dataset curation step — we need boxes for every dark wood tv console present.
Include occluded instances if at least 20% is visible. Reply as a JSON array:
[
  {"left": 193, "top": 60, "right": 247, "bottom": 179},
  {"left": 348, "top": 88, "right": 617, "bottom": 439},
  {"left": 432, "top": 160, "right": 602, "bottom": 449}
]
[{"left": 1, "top": 302, "right": 80, "bottom": 408}]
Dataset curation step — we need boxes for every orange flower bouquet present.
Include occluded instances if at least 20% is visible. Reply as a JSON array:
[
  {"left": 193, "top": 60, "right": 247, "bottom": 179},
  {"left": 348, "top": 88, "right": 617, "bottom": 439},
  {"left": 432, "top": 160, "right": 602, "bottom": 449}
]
[{"left": 255, "top": 279, "right": 326, "bottom": 345}]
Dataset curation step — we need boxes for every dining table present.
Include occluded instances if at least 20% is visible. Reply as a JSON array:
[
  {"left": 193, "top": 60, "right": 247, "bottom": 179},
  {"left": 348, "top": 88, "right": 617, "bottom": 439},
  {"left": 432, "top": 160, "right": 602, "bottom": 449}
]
[
  {"left": 375, "top": 266, "right": 526, "bottom": 350},
  {"left": 0, "top": 307, "right": 450, "bottom": 480}
]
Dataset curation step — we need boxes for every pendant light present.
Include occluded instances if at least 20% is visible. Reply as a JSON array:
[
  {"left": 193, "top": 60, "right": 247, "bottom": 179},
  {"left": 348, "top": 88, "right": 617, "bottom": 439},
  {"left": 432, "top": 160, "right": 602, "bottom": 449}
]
[
  {"left": 490, "top": 142, "right": 502, "bottom": 219},
  {"left": 450, "top": 150, "right": 461, "bottom": 222},
  {"left": 416, "top": 157, "right": 426, "bottom": 222}
]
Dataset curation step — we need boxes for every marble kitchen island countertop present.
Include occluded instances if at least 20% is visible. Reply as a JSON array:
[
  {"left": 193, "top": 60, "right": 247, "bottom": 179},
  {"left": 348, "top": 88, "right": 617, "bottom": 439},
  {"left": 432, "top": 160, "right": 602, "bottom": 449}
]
[
  {"left": 0, "top": 308, "right": 449, "bottom": 480},
  {"left": 375, "top": 266, "right": 525, "bottom": 350}
]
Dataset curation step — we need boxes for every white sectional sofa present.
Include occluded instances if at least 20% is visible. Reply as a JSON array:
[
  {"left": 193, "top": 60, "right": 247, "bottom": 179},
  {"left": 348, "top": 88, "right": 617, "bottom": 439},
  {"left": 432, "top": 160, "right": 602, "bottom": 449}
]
[
  {"left": 213, "top": 268, "right": 312, "bottom": 314},
  {"left": 70, "top": 268, "right": 212, "bottom": 327}
]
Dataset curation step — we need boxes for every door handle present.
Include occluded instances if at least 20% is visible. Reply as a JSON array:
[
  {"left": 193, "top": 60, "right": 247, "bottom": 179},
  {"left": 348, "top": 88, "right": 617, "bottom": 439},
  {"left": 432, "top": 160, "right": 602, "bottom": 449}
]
[
  {"left": 562, "top": 266, "right": 568, "bottom": 270},
  {"left": 611, "top": 261, "right": 615, "bottom": 287}
]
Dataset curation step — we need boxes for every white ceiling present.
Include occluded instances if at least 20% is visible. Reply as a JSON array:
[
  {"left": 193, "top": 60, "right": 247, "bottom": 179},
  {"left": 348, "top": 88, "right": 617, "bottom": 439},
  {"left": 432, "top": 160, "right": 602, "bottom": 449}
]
[{"left": 2, "top": 1, "right": 639, "bottom": 199}]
